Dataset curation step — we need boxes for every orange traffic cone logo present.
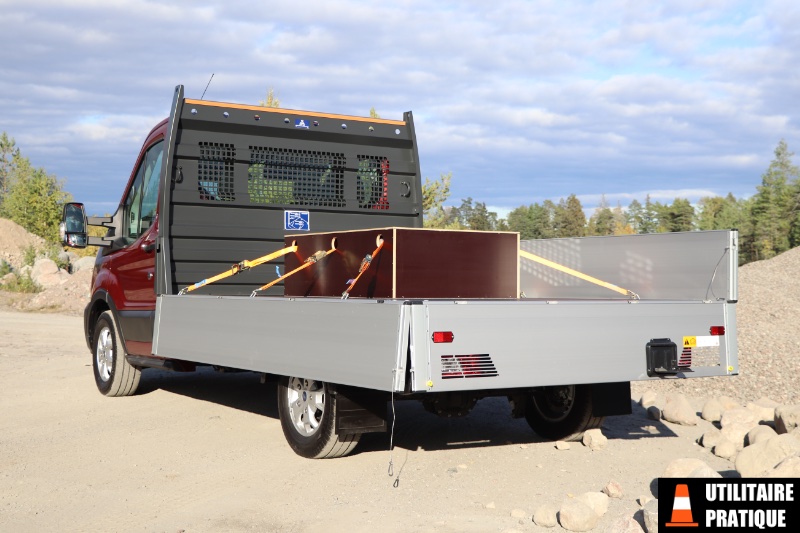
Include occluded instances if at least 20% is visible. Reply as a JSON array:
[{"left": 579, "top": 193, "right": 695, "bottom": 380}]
[{"left": 666, "top": 484, "right": 698, "bottom": 527}]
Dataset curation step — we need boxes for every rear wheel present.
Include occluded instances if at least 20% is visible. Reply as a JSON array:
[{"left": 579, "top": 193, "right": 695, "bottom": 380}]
[
  {"left": 92, "top": 310, "right": 141, "bottom": 396},
  {"left": 524, "top": 384, "right": 603, "bottom": 441},
  {"left": 277, "top": 376, "right": 360, "bottom": 458}
]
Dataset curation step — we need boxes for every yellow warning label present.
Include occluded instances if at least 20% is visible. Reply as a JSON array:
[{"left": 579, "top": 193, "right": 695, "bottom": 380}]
[{"left": 683, "top": 336, "right": 696, "bottom": 348}]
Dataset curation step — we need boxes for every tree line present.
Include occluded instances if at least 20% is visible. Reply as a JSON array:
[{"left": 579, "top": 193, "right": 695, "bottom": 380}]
[{"left": 423, "top": 140, "right": 800, "bottom": 265}]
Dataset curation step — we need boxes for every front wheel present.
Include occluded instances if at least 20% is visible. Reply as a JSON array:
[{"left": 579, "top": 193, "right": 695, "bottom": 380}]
[
  {"left": 524, "top": 384, "right": 604, "bottom": 441},
  {"left": 277, "top": 376, "right": 360, "bottom": 458},
  {"left": 92, "top": 310, "right": 141, "bottom": 396}
]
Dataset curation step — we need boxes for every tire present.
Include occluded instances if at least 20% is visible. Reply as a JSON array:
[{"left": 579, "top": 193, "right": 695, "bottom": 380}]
[
  {"left": 92, "top": 310, "right": 141, "bottom": 397},
  {"left": 277, "top": 376, "right": 360, "bottom": 459},
  {"left": 524, "top": 384, "right": 604, "bottom": 441}
]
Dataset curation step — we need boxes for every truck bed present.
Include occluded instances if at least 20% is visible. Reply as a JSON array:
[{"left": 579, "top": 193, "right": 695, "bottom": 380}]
[{"left": 153, "top": 294, "right": 737, "bottom": 394}]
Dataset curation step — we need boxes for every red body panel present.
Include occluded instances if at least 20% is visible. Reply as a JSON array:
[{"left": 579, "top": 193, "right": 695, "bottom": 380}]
[{"left": 89, "top": 120, "right": 167, "bottom": 356}]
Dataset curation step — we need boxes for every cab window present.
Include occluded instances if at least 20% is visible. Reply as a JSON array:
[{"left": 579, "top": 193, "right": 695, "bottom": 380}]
[{"left": 122, "top": 141, "right": 164, "bottom": 245}]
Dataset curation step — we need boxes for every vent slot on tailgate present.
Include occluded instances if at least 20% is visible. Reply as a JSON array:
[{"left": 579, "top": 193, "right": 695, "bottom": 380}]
[{"left": 441, "top": 354, "right": 498, "bottom": 379}]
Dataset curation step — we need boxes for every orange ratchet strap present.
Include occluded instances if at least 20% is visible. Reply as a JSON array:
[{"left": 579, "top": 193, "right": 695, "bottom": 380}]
[
  {"left": 519, "top": 249, "right": 639, "bottom": 299},
  {"left": 341, "top": 239, "right": 385, "bottom": 299},
  {"left": 250, "top": 247, "right": 335, "bottom": 296},
  {"left": 179, "top": 244, "right": 298, "bottom": 295}
]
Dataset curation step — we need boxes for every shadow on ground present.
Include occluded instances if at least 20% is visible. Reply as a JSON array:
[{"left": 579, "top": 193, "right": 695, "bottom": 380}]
[
  {"left": 137, "top": 366, "right": 278, "bottom": 419},
  {"left": 136, "top": 369, "right": 685, "bottom": 456}
]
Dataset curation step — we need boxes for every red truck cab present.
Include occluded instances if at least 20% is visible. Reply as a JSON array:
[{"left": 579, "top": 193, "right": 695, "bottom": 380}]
[{"left": 85, "top": 119, "right": 166, "bottom": 358}]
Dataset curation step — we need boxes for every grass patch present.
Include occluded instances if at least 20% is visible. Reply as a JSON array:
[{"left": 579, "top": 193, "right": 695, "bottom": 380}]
[
  {"left": 0, "top": 273, "right": 42, "bottom": 294},
  {"left": 22, "top": 245, "right": 37, "bottom": 267}
]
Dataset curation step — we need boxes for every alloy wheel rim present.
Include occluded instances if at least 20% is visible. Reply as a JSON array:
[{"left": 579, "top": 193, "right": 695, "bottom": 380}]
[
  {"left": 96, "top": 327, "right": 113, "bottom": 382},
  {"left": 287, "top": 377, "right": 325, "bottom": 436}
]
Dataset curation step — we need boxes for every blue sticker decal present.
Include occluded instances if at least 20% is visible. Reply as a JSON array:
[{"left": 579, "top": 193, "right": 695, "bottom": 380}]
[
  {"left": 295, "top": 119, "right": 310, "bottom": 129},
  {"left": 284, "top": 210, "right": 310, "bottom": 231}
]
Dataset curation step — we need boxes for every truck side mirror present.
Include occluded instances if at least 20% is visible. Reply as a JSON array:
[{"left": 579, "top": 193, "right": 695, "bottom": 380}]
[{"left": 60, "top": 202, "right": 88, "bottom": 248}]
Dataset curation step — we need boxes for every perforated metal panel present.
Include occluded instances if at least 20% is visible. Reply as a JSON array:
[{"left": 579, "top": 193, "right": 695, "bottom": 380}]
[
  {"left": 248, "top": 146, "right": 345, "bottom": 207},
  {"left": 198, "top": 142, "right": 235, "bottom": 201},
  {"left": 356, "top": 156, "right": 389, "bottom": 210}
]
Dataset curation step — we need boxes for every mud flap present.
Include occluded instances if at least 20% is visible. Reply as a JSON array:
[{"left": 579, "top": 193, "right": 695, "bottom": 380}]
[{"left": 591, "top": 382, "right": 632, "bottom": 417}]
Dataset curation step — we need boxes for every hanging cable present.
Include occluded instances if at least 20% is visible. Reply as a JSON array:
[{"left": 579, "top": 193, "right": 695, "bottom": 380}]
[
  {"left": 179, "top": 244, "right": 297, "bottom": 295},
  {"left": 251, "top": 247, "right": 335, "bottom": 296},
  {"left": 341, "top": 238, "right": 384, "bottom": 299},
  {"left": 519, "top": 249, "right": 640, "bottom": 300}
]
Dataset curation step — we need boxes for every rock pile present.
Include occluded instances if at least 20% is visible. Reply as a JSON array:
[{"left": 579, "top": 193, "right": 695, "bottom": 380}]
[
  {"left": 0, "top": 218, "right": 45, "bottom": 269},
  {"left": 0, "top": 218, "right": 94, "bottom": 315}
]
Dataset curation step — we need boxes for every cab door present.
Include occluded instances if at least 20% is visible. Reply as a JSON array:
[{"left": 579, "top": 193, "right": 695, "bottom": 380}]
[{"left": 113, "top": 139, "right": 163, "bottom": 355}]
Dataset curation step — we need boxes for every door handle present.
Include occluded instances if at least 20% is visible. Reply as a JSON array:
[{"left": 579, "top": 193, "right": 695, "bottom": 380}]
[{"left": 140, "top": 242, "right": 156, "bottom": 253}]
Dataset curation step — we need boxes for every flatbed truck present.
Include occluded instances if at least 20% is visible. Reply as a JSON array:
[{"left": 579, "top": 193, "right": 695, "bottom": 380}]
[{"left": 61, "top": 85, "right": 739, "bottom": 458}]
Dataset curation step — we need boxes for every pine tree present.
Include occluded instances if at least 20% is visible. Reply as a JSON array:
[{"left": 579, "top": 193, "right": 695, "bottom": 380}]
[
  {"left": 507, "top": 205, "right": 536, "bottom": 239},
  {"left": 640, "top": 195, "right": 659, "bottom": 234},
  {"left": 422, "top": 172, "right": 458, "bottom": 228},
  {"left": 626, "top": 199, "right": 644, "bottom": 233},
  {"left": 258, "top": 87, "right": 280, "bottom": 108},
  {"left": 587, "top": 195, "right": 614, "bottom": 236},
  {"left": 662, "top": 198, "right": 694, "bottom": 232},
  {"left": 554, "top": 194, "right": 586, "bottom": 237},
  {"left": 612, "top": 202, "right": 634, "bottom": 234},
  {"left": 749, "top": 140, "right": 798, "bottom": 260}
]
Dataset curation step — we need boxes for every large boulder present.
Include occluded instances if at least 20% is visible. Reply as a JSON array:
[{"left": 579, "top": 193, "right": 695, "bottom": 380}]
[
  {"left": 775, "top": 405, "right": 800, "bottom": 434},
  {"left": 701, "top": 398, "right": 724, "bottom": 422},
  {"left": 36, "top": 269, "right": 71, "bottom": 287},
  {"left": 721, "top": 421, "right": 758, "bottom": 450},
  {"left": 662, "top": 458, "right": 712, "bottom": 478},
  {"left": 643, "top": 499, "right": 659, "bottom": 533},
  {"left": 764, "top": 454, "right": 800, "bottom": 477},
  {"left": 718, "top": 396, "right": 742, "bottom": 411},
  {"left": 559, "top": 498, "right": 599, "bottom": 532},
  {"left": 72, "top": 256, "right": 95, "bottom": 272},
  {"left": 688, "top": 464, "right": 723, "bottom": 478},
  {"left": 31, "top": 257, "right": 59, "bottom": 282},
  {"left": 746, "top": 425, "right": 778, "bottom": 447},
  {"left": 533, "top": 504, "right": 558, "bottom": 528},
  {"left": 720, "top": 408, "right": 759, "bottom": 429},
  {"left": 735, "top": 434, "right": 800, "bottom": 477},
  {"left": 698, "top": 427, "right": 722, "bottom": 449},
  {"left": 583, "top": 428, "right": 608, "bottom": 451},
  {"left": 639, "top": 390, "right": 657, "bottom": 408},
  {"left": 662, "top": 393, "right": 698, "bottom": 426},
  {"left": 713, "top": 438, "right": 738, "bottom": 461},
  {"left": 576, "top": 491, "right": 609, "bottom": 517},
  {"left": 747, "top": 397, "right": 778, "bottom": 424}
]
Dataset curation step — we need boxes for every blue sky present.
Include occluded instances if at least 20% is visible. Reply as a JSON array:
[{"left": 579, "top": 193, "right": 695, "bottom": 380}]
[{"left": 1, "top": 0, "right": 799, "bottom": 217}]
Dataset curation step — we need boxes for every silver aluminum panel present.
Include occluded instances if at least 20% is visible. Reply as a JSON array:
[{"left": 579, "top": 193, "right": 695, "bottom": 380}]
[
  {"left": 153, "top": 295, "right": 407, "bottom": 392},
  {"left": 416, "top": 300, "right": 736, "bottom": 393},
  {"left": 520, "top": 230, "right": 738, "bottom": 301}
]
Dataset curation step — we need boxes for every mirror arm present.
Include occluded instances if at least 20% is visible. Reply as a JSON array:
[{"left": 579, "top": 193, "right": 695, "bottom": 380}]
[
  {"left": 87, "top": 236, "right": 115, "bottom": 247},
  {"left": 87, "top": 215, "right": 113, "bottom": 226}
]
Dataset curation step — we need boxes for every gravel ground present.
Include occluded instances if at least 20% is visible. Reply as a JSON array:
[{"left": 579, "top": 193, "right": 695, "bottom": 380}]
[{"left": 631, "top": 246, "right": 800, "bottom": 406}]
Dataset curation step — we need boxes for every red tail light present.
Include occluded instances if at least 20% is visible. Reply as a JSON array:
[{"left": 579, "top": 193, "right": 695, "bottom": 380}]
[
  {"left": 432, "top": 331, "right": 454, "bottom": 343},
  {"left": 710, "top": 326, "right": 725, "bottom": 336}
]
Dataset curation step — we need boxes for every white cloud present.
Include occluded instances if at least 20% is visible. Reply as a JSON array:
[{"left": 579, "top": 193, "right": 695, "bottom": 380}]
[{"left": 0, "top": 0, "right": 798, "bottom": 213}]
